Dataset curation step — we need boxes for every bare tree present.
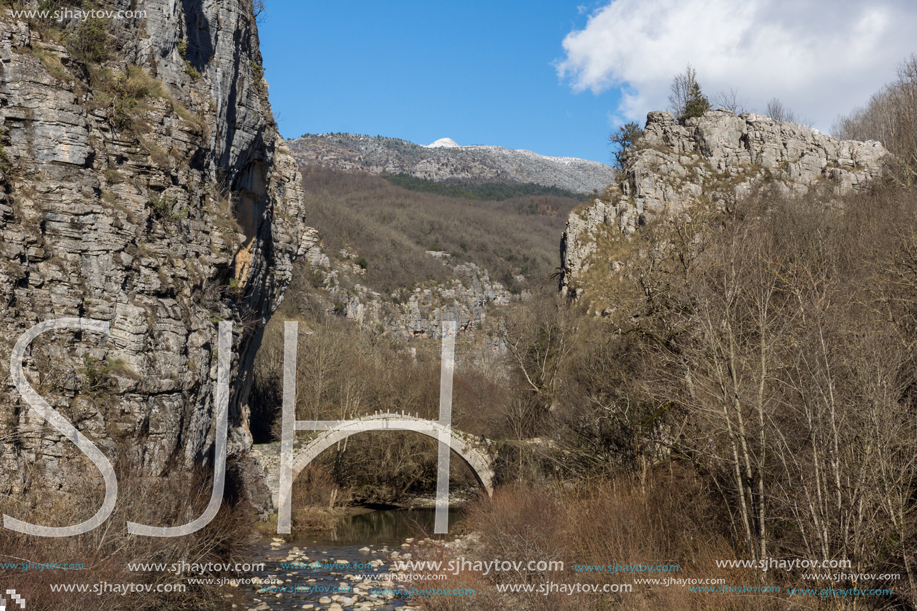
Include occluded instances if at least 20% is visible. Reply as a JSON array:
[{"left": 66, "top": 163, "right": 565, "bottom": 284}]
[
  {"left": 252, "top": 0, "right": 266, "bottom": 24},
  {"left": 765, "top": 97, "right": 795, "bottom": 122},
  {"left": 626, "top": 189, "right": 917, "bottom": 589},
  {"left": 674, "top": 214, "right": 783, "bottom": 563},
  {"left": 833, "top": 54, "right": 917, "bottom": 186},
  {"left": 668, "top": 64, "right": 698, "bottom": 120},
  {"left": 501, "top": 293, "right": 576, "bottom": 412},
  {"left": 713, "top": 87, "right": 748, "bottom": 114},
  {"left": 766, "top": 97, "right": 814, "bottom": 126}
]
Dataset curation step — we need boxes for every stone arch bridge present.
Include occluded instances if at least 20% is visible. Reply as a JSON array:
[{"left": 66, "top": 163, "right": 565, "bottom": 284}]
[{"left": 254, "top": 413, "right": 496, "bottom": 509}]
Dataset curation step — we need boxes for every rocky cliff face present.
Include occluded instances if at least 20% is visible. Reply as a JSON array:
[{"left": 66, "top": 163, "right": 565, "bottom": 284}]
[
  {"left": 301, "top": 245, "right": 513, "bottom": 340},
  {"left": 0, "top": 2, "right": 312, "bottom": 512},
  {"left": 560, "top": 109, "right": 889, "bottom": 299},
  {"left": 289, "top": 133, "right": 617, "bottom": 194}
]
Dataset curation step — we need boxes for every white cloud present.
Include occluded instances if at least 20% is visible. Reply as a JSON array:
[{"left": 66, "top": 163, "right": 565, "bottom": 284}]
[{"left": 556, "top": 0, "right": 917, "bottom": 130}]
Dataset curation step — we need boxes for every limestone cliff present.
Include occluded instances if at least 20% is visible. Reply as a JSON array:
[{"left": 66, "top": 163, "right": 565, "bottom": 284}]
[
  {"left": 0, "top": 2, "right": 312, "bottom": 512},
  {"left": 560, "top": 109, "right": 889, "bottom": 299}
]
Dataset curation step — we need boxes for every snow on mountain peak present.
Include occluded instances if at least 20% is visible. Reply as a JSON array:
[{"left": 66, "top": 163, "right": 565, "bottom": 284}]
[{"left": 427, "top": 138, "right": 459, "bottom": 148}]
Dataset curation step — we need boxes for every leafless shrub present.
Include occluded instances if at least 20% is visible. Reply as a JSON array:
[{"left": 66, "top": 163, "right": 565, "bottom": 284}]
[
  {"left": 765, "top": 97, "right": 814, "bottom": 126},
  {"left": 713, "top": 87, "right": 748, "bottom": 114},
  {"left": 415, "top": 472, "right": 762, "bottom": 611},
  {"left": 0, "top": 457, "right": 257, "bottom": 610},
  {"left": 252, "top": 0, "right": 266, "bottom": 24}
]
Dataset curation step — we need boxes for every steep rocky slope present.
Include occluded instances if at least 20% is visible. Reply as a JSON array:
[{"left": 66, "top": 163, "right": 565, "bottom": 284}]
[
  {"left": 299, "top": 244, "right": 512, "bottom": 340},
  {"left": 560, "top": 109, "right": 889, "bottom": 300},
  {"left": 288, "top": 133, "right": 617, "bottom": 193},
  {"left": 0, "top": 3, "right": 311, "bottom": 511}
]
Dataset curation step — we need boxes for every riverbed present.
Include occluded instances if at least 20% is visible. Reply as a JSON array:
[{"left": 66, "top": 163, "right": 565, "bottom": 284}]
[{"left": 237, "top": 508, "right": 464, "bottom": 611}]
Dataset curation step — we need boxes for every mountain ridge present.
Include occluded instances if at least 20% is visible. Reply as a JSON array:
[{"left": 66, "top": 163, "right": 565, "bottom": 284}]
[{"left": 287, "top": 133, "right": 617, "bottom": 193}]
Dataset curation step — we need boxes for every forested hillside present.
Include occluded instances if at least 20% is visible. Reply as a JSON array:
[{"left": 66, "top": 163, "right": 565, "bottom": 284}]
[{"left": 298, "top": 169, "right": 578, "bottom": 295}]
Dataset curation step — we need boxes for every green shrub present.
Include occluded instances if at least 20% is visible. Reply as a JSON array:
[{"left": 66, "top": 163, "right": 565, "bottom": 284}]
[
  {"left": 251, "top": 61, "right": 264, "bottom": 83},
  {"left": 227, "top": 277, "right": 242, "bottom": 295},
  {"left": 0, "top": 128, "right": 11, "bottom": 173},
  {"left": 91, "top": 66, "right": 162, "bottom": 132},
  {"left": 184, "top": 61, "right": 201, "bottom": 79},
  {"left": 609, "top": 121, "right": 643, "bottom": 169},
  {"left": 80, "top": 354, "right": 125, "bottom": 395},
  {"left": 150, "top": 191, "right": 180, "bottom": 219},
  {"left": 68, "top": 17, "right": 109, "bottom": 63}
]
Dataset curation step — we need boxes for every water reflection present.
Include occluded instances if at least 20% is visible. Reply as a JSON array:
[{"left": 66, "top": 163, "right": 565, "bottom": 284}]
[{"left": 293, "top": 507, "right": 466, "bottom": 547}]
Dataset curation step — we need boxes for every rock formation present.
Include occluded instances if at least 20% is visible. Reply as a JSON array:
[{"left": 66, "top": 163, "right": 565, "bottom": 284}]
[
  {"left": 560, "top": 109, "right": 889, "bottom": 299},
  {"left": 0, "top": 2, "right": 312, "bottom": 514},
  {"left": 301, "top": 245, "right": 513, "bottom": 340},
  {"left": 288, "top": 133, "right": 617, "bottom": 194}
]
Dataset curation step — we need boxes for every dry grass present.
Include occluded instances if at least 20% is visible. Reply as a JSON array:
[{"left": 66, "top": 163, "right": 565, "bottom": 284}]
[
  {"left": 0, "top": 459, "right": 257, "bottom": 611},
  {"left": 288, "top": 465, "right": 350, "bottom": 532},
  {"left": 411, "top": 469, "right": 866, "bottom": 611}
]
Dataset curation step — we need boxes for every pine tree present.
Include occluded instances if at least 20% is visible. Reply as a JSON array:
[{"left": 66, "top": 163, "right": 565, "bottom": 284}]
[
  {"left": 682, "top": 82, "right": 710, "bottom": 121},
  {"left": 609, "top": 122, "right": 643, "bottom": 169}
]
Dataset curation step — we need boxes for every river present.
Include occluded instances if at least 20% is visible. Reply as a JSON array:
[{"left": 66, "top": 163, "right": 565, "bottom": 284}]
[{"left": 237, "top": 508, "right": 465, "bottom": 611}]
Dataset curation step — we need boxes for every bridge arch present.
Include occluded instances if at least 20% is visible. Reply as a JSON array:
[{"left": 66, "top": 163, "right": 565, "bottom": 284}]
[{"left": 271, "top": 414, "right": 495, "bottom": 509}]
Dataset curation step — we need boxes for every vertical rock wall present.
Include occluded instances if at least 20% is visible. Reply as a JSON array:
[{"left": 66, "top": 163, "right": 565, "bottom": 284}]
[{"left": 0, "top": 1, "right": 312, "bottom": 513}]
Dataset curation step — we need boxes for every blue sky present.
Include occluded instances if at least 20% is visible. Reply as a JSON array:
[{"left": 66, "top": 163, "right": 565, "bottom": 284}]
[
  {"left": 259, "top": 0, "right": 916, "bottom": 166},
  {"left": 258, "top": 0, "right": 620, "bottom": 164}
]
